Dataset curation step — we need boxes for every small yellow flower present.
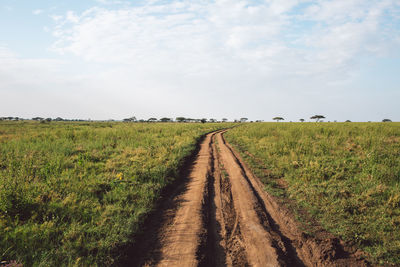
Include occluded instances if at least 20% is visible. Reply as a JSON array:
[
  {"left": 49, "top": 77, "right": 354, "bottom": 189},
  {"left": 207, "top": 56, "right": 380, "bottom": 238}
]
[{"left": 117, "top": 173, "right": 123, "bottom": 180}]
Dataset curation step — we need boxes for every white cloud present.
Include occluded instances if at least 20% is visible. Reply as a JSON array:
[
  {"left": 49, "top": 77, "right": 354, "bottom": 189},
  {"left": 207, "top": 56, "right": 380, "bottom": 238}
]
[
  {"left": 0, "top": 46, "right": 63, "bottom": 88},
  {"left": 2, "top": 0, "right": 399, "bottom": 121},
  {"left": 33, "top": 9, "right": 43, "bottom": 15},
  {"left": 95, "top": 0, "right": 127, "bottom": 5},
  {"left": 50, "top": 15, "right": 63, "bottom": 22},
  {"left": 51, "top": 0, "right": 399, "bottom": 80},
  {"left": 0, "top": 45, "right": 125, "bottom": 119},
  {"left": 0, "top": 46, "right": 15, "bottom": 58}
]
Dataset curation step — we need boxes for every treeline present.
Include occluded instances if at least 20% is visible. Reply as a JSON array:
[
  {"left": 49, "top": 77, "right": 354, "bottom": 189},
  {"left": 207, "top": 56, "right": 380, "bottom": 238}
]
[
  {"left": 0, "top": 117, "right": 87, "bottom": 122},
  {"left": 0, "top": 116, "right": 393, "bottom": 123},
  {"left": 0, "top": 116, "right": 233, "bottom": 123},
  {"left": 272, "top": 115, "right": 393, "bottom": 123},
  {"left": 122, "top": 117, "right": 251, "bottom": 123}
]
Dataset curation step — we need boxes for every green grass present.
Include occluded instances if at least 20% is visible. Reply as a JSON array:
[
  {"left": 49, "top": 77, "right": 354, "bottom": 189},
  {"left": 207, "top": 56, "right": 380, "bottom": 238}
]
[
  {"left": 0, "top": 121, "right": 232, "bottom": 266},
  {"left": 225, "top": 122, "right": 400, "bottom": 265}
]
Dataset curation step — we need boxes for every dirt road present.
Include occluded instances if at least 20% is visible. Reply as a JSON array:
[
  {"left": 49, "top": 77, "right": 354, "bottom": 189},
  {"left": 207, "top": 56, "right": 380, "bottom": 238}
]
[{"left": 140, "top": 130, "right": 367, "bottom": 267}]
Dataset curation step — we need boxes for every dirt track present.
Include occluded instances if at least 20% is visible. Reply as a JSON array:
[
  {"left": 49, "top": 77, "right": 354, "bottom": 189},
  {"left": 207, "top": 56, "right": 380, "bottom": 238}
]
[{"left": 140, "top": 130, "right": 367, "bottom": 267}]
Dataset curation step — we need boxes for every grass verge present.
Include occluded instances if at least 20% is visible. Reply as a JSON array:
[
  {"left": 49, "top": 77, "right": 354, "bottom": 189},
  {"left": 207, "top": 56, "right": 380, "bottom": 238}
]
[{"left": 225, "top": 122, "right": 400, "bottom": 265}]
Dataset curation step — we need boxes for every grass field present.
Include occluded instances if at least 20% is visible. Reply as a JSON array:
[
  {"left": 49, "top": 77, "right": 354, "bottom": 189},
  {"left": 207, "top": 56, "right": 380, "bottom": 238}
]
[
  {"left": 2, "top": 121, "right": 399, "bottom": 266},
  {"left": 225, "top": 122, "right": 400, "bottom": 265},
  {"left": 0, "top": 121, "right": 231, "bottom": 266}
]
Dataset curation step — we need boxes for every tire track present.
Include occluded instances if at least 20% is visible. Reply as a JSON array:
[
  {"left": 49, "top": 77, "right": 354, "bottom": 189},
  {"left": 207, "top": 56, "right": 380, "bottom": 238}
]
[
  {"left": 144, "top": 130, "right": 368, "bottom": 267},
  {"left": 210, "top": 133, "right": 248, "bottom": 267},
  {"left": 215, "top": 132, "right": 297, "bottom": 267},
  {"left": 219, "top": 132, "right": 305, "bottom": 265},
  {"left": 155, "top": 132, "right": 216, "bottom": 267}
]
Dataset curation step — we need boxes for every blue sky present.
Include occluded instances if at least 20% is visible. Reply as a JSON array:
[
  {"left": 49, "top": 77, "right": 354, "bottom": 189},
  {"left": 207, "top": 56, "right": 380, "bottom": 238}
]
[{"left": 1, "top": 0, "right": 399, "bottom": 121}]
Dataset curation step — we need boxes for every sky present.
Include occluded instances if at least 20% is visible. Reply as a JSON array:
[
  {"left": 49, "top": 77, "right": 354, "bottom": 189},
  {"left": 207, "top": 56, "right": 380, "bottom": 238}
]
[{"left": 0, "top": 0, "right": 399, "bottom": 122}]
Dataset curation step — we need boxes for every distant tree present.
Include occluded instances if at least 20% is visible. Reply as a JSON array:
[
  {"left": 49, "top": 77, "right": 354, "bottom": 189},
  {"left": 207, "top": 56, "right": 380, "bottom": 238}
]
[
  {"left": 160, "top": 117, "right": 172, "bottom": 122},
  {"left": 209, "top": 118, "right": 217, "bottom": 123},
  {"left": 176, "top": 117, "right": 186, "bottom": 122},
  {"left": 201, "top": 118, "right": 207, "bottom": 123},
  {"left": 382, "top": 119, "right": 392, "bottom": 122},
  {"left": 255, "top": 120, "right": 263, "bottom": 122},
  {"left": 222, "top": 118, "right": 228, "bottom": 122},
  {"left": 310, "top": 115, "right": 325, "bottom": 122},
  {"left": 54, "top": 117, "right": 64, "bottom": 121},
  {"left": 345, "top": 120, "right": 351, "bottom": 122},
  {"left": 273, "top": 117, "right": 284, "bottom": 122},
  {"left": 32, "top": 117, "right": 44, "bottom": 121},
  {"left": 148, "top": 118, "right": 158, "bottom": 122},
  {"left": 240, "top": 118, "right": 248, "bottom": 123},
  {"left": 123, "top": 116, "right": 137, "bottom": 122},
  {"left": 39, "top": 118, "right": 51, "bottom": 123},
  {"left": 300, "top": 119, "right": 305, "bottom": 122}
]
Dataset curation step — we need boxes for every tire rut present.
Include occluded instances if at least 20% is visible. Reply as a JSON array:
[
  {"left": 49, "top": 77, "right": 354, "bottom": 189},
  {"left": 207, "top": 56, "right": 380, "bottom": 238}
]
[
  {"left": 211, "top": 134, "right": 249, "bottom": 267},
  {"left": 143, "top": 130, "right": 368, "bottom": 267},
  {"left": 215, "top": 131, "right": 295, "bottom": 267},
  {"left": 218, "top": 132, "right": 305, "bottom": 266}
]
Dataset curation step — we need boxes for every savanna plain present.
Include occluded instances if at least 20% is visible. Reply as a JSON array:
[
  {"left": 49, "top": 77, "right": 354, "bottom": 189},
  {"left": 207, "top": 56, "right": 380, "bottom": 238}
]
[{"left": 0, "top": 121, "right": 399, "bottom": 266}]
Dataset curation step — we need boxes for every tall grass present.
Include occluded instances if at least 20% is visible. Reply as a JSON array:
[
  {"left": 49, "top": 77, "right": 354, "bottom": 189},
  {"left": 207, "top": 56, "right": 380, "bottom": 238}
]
[
  {"left": 225, "top": 122, "right": 400, "bottom": 265},
  {"left": 0, "top": 121, "right": 231, "bottom": 266}
]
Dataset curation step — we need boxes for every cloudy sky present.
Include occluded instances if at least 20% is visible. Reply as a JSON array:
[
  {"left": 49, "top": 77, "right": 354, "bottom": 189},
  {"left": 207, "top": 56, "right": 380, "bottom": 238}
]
[{"left": 1, "top": 0, "right": 399, "bottom": 121}]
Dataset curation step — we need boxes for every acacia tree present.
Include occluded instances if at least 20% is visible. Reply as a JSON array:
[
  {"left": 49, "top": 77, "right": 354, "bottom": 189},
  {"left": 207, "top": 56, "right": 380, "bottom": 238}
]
[
  {"left": 310, "top": 115, "right": 325, "bottom": 122},
  {"left": 382, "top": 119, "right": 392, "bottom": 122},
  {"left": 300, "top": 118, "right": 305, "bottom": 122},
  {"left": 123, "top": 116, "right": 137, "bottom": 122},
  {"left": 176, "top": 117, "right": 186, "bottom": 122},
  {"left": 148, "top": 118, "right": 157, "bottom": 122},
  {"left": 222, "top": 118, "right": 228, "bottom": 122},
  {"left": 240, "top": 118, "right": 248, "bottom": 123},
  {"left": 160, "top": 117, "right": 172, "bottom": 122},
  {"left": 273, "top": 117, "right": 284, "bottom": 122}
]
